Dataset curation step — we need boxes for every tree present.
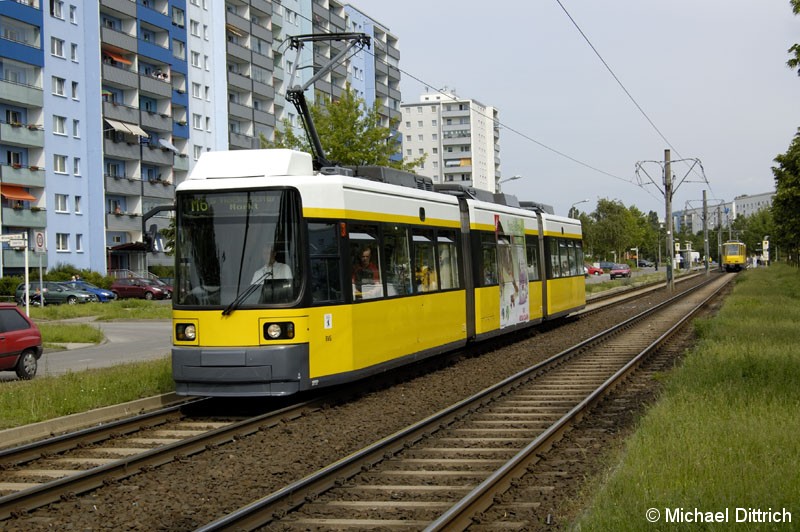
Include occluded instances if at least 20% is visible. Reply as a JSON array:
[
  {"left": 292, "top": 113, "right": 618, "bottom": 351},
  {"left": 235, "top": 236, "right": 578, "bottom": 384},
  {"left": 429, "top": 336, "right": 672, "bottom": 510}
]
[
  {"left": 772, "top": 128, "right": 800, "bottom": 264},
  {"left": 261, "top": 84, "right": 425, "bottom": 171},
  {"left": 588, "top": 199, "right": 638, "bottom": 262},
  {"left": 789, "top": 0, "right": 800, "bottom": 75}
]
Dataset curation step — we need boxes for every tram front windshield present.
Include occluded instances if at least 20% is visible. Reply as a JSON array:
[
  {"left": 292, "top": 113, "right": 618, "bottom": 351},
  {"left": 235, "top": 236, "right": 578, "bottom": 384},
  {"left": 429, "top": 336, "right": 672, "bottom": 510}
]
[{"left": 175, "top": 189, "right": 302, "bottom": 307}]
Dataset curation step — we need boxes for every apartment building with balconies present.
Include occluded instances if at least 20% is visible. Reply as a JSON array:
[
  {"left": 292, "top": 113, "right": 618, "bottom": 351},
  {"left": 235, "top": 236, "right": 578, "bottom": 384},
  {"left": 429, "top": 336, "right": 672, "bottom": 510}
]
[{"left": 400, "top": 89, "right": 501, "bottom": 193}]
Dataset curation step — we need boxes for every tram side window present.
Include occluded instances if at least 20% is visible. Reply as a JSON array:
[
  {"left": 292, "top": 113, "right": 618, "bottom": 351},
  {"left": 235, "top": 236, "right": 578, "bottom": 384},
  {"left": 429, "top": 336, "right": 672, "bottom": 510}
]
[
  {"left": 349, "top": 224, "right": 384, "bottom": 301},
  {"left": 382, "top": 223, "right": 412, "bottom": 297},
  {"left": 437, "top": 231, "right": 460, "bottom": 290},
  {"left": 308, "top": 222, "right": 343, "bottom": 304},
  {"left": 526, "top": 236, "right": 540, "bottom": 281},
  {"left": 413, "top": 228, "right": 437, "bottom": 293},
  {"left": 481, "top": 232, "right": 498, "bottom": 286},
  {"left": 574, "top": 240, "right": 584, "bottom": 274},
  {"left": 549, "top": 238, "right": 561, "bottom": 278},
  {"left": 566, "top": 240, "right": 578, "bottom": 276}
]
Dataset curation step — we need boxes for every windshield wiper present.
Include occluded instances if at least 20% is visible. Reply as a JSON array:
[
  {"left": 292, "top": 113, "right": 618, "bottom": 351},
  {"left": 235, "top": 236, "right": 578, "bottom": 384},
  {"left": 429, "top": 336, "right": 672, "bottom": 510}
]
[{"left": 221, "top": 271, "right": 271, "bottom": 316}]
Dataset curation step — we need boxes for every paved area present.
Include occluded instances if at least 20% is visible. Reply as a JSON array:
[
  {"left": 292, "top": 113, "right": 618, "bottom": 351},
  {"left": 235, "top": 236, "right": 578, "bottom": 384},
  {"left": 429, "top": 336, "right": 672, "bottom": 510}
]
[{"left": 0, "top": 319, "right": 171, "bottom": 382}]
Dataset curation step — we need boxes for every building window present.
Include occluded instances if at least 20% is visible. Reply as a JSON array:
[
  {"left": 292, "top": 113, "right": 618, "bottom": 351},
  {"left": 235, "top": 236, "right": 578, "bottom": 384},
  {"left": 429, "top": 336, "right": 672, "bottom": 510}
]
[
  {"left": 193, "top": 145, "right": 202, "bottom": 160},
  {"left": 71, "top": 81, "right": 78, "bottom": 99},
  {"left": 53, "top": 115, "right": 66, "bottom": 135},
  {"left": 71, "top": 43, "right": 78, "bottom": 61},
  {"left": 192, "top": 82, "right": 201, "bottom": 98},
  {"left": 52, "top": 76, "right": 65, "bottom": 96},
  {"left": 73, "top": 157, "right": 80, "bottom": 175},
  {"left": 75, "top": 234, "right": 83, "bottom": 252},
  {"left": 69, "top": 5, "right": 77, "bottom": 23},
  {"left": 192, "top": 114, "right": 202, "bottom": 129},
  {"left": 51, "top": 37, "right": 65, "bottom": 57},
  {"left": 75, "top": 195, "right": 81, "bottom": 213},
  {"left": 50, "top": 0, "right": 64, "bottom": 19},
  {"left": 55, "top": 194, "right": 68, "bottom": 212},
  {"left": 56, "top": 233, "right": 69, "bottom": 252},
  {"left": 190, "top": 20, "right": 199, "bottom": 36},
  {"left": 53, "top": 154, "right": 67, "bottom": 173},
  {"left": 191, "top": 51, "right": 200, "bottom": 67}
]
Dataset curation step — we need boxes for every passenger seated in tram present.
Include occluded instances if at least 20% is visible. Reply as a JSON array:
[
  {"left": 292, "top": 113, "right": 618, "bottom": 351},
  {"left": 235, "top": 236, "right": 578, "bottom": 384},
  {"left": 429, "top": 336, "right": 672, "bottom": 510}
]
[{"left": 352, "top": 245, "right": 382, "bottom": 300}]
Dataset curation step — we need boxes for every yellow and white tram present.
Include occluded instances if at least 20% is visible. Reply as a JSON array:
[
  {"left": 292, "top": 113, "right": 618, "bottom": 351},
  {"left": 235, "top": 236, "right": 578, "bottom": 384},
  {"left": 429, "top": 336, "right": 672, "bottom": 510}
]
[{"left": 171, "top": 149, "right": 585, "bottom": 396}]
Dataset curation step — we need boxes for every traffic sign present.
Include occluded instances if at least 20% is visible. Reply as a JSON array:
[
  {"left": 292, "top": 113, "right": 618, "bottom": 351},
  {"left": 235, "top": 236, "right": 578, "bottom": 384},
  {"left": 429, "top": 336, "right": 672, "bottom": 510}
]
[
  {"left": 8, "top": 239, "right": 26, "bottom": 248},
  {"left": 34, "top": 231, "right": 45, "bottom": 253},
  {"left": 0, "top": 233, "right": 24, "bottom": 242}
]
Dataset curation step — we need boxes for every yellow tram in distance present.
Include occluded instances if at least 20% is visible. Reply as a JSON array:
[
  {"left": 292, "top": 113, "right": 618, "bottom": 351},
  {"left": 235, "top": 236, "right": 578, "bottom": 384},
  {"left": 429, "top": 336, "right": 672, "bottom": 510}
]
[
  {"left": 721, "top": 241, "right": 747, "bottom": 272},
  {"left": 171, "top": 149, "right": 585, "bottom": 397}
]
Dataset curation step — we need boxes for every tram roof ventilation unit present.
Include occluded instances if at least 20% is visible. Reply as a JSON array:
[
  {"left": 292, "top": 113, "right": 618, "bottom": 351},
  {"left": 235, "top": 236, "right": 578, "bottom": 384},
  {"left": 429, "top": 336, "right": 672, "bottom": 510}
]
[
  {"left": 434, "top": 183, "right": 516, "bottom": 206},
  {"left": 519, "top": 200, "right": 555, "bottom": 215},
  {"left": 346, "top": 165, "right": 435, "bottom": 192}
]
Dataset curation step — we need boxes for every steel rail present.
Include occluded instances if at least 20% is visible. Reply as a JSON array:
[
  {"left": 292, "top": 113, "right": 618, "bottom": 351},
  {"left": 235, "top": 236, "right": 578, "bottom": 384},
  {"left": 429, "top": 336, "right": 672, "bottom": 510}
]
[{"left": 195, "top": 274, "right": 727, "bottom": 530}]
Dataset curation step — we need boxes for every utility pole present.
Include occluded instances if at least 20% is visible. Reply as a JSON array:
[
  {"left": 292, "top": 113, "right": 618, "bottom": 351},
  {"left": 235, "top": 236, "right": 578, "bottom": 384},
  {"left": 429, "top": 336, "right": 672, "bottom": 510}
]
[
  {"left": 664, "top": 149, "right": 674, "bottom": 291},
  {"left": 703, "top": 189, "right": 709, "bottom": 276},
  {"left": 717, "top": 204, "right": 723, "bottom": 271},
  {"left": 635, "top": 149, "right": 706, "bottom": 293}
]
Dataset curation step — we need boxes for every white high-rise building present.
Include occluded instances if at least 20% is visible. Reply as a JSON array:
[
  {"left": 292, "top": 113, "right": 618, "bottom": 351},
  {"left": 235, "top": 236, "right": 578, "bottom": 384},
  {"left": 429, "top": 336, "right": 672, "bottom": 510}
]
[{"left": 399, "top": 89, "right": 500, "bottom": 193}]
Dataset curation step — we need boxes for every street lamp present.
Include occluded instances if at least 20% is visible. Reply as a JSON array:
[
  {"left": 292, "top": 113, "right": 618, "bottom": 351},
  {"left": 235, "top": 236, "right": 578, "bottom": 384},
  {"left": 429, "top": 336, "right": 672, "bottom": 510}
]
[
  {"left": 495, "top": 174, "right": 522, "bottom": 193},
  {"left": 569, "top": 198, "right": 589, "bottom": 218}
]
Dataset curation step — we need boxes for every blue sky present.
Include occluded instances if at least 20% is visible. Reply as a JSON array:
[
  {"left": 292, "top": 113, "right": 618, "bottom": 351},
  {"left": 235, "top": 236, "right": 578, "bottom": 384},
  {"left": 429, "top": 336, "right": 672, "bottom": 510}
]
[{"left": 360, "top": 1, "right": 800, "bottom": 217}]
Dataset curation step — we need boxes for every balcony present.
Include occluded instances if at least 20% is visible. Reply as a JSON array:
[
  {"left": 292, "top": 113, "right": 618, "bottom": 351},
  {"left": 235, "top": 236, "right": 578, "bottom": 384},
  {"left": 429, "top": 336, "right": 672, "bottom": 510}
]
[
  {"left": 101, "top": 27, "right": 137, "bottom": 52},
  {"left": 100, "top": 0, "right": 136, "bottom": 17},
  {"left": 2, "top": 205, "right": 45, "bottom": 228},
  {"left": 3, "top": 248, "right": 47, "bottom": 270},
  {"left": 143, "top": 179, "right": 173, "bottom": 199},
  {"left": 141, "top": 144, "right": 173, "bottom": 165},
  {"left": 140, "top": 111, "right": 171, "bottom": 131},
  {"left": 103, "top": 101, "right": 140, "bottom": 123},
  {"left": 104, "top": 138, "right": 140, "bottom": 159},
  {"left": 226, "top": 41, "right": 251, "bottom": 62},
  {"left": 228, "top": 131, "right": 254, "bottom": 150},
  {"left": 228, "top": 101, "right": 252, "bottom": 121},
  {"left": 0, "top": 164, "right": 45, "bottom": 187},
  {"left": 105, "top": 174, "right": 141, "bottom": 195},
  {"left": 0, "top": 122, "right": 44, "bottom": 148},
  {"left": 102, "top": 63, "right": 139, "bottom": 88},
  {"left": 173, "top": 154, "right": 189, "bottom": 172},
  {"left": 0, "top": 80, "right": 42, "bottom": 108},
  {"left": 139, "top": 75, "right": 172, "bottom": 98},
  {"left": 106, "top": 212, "right": 141, "bottom": 232}
]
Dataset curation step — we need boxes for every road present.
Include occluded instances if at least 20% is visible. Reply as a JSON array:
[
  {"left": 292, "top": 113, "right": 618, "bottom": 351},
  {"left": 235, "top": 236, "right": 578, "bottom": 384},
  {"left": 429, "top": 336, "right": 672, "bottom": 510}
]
[{"left": 0, "top": 320, "right": 171, "bottom": 382}]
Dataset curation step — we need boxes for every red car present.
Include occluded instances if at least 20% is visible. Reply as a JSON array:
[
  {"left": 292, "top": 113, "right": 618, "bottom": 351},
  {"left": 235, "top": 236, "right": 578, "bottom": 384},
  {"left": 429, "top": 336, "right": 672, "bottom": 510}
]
[
  {"left": 609, "top": 263, "right": 632, "bottom": 279},
  {"left": 0, "top": 303, "right": 44, "bottom": 379},
  {"left": 110, "top": 278, "right": 170, "bottom": 300},
  {"left": 584, "top": 264, "right": 604, "bottom": 276}
]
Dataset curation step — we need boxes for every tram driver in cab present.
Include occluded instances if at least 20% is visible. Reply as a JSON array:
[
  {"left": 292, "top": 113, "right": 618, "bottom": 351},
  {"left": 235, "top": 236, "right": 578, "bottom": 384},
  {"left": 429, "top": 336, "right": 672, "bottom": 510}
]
[{"left": 352, "top": 245, "right": 382, "bottom": 300}]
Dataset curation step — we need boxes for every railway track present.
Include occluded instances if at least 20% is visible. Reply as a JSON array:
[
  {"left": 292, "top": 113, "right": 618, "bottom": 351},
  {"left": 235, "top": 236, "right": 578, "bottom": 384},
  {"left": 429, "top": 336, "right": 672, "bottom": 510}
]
[
  {"left": 0, "top": 398, "right": 326, "bottom": 520},
  {"left": 0, "top": 272, "right": 722, "bottom": 528},
  {"left": 195, "top": 273, "right": 732, "bottom": 530}
]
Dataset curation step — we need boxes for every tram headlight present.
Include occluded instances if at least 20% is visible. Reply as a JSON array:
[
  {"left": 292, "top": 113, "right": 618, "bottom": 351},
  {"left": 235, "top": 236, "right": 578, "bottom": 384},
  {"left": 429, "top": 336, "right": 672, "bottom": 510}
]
[
  {"left": 266, "top": 323, "right": 282, "bottom": 339},
  {"left": 176, "top": 323, "right": 196, "bottom": 341},
  {"left": 263, "top": 322, "right": 295, "bottom": 340}
]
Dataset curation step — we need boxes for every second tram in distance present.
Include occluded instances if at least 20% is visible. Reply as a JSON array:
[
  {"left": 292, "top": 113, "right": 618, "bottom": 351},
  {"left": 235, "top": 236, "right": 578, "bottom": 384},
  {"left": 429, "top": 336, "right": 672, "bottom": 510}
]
[
  {"left": 171, "top": 149, "right": 585, "bottom": 397},
  {"left": 721, "top": 241, "right": 747, "bottom": 272}
]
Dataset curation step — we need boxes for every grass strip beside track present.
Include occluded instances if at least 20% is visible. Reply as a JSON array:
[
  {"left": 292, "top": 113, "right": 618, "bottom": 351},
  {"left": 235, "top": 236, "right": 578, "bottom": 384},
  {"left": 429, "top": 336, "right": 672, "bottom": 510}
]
[
  {"left": 576, "top": 263, "right": 800, "bottom": 530},
  {"left": 0, "top": 358, "right": 173, "bottom": 429}
]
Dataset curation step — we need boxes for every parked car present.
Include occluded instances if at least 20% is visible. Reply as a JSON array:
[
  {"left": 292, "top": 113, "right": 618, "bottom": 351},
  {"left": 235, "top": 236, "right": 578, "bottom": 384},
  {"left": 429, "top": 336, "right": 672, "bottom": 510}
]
[
  {"left": 637, "top": 259, "right": 654, "bottom": 268},
  {"left": 110, "top": 278, "right": 169, "bottom": 300},
  {"left": 15, "top": 282, "right": 97, "bottom": 306},
  {"left": 62, "top": 280, "right": 117, "bottom": 302},
  {"left": 149, "top": 278, "right": 173, "bottom": 299},
  {"left": 0, "top": 303, "right": 43, "bottom": 379},
  {"left": 599, "top": 261, "right": 615, "bottom": 270},
  {"left": 584, "top": 264, "right": 604, "bottom": 276},
  {"left": 609, "top": 263, "right": 632, "bottom": 279}
]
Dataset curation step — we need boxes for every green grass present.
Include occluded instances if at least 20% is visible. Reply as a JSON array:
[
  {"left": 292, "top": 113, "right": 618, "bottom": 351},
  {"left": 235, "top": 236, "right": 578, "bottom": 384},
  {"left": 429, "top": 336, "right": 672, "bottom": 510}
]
[
  {"left": 575, "top": 264, "right": 800, "bottom": 530},
  {"left": 28, "top": 299, "right": 172, "bottom": 321},
  {"left": 0, "top": 358, "right": 174, "bottom": 429},
  {"left": 38, "top": 322, "right": 105, "bottom": 345}
]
